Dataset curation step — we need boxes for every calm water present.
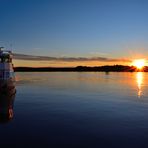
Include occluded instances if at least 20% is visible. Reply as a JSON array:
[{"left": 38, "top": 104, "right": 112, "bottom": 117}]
[{"left": 1, "top": 72, "right": 148, "bottom": 147}]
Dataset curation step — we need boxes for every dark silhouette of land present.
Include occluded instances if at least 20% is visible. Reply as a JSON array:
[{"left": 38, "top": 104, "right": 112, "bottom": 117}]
[{"left": 14, "top": 65, "right": 148, "bottom": 72}]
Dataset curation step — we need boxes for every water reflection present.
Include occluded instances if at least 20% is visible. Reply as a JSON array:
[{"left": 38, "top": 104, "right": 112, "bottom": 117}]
[
  {"left": 0, "top": 80, "right": 16, "bottom": 123},
  {"left": 136, "top": 72, "right": 143, "bottom": 98}
]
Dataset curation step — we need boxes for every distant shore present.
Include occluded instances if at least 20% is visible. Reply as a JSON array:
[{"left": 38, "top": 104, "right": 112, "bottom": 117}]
[{"left": 14, "top": 65, "right": 148, "bottom": 72}]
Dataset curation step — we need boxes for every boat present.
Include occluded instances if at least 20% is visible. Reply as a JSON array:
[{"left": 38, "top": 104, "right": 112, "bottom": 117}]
[{"left": 0, "top": 47, "right": 16, "bottom": 94}]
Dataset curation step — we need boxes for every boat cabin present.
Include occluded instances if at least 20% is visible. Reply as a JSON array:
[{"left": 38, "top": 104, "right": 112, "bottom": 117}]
[
  {"left": 0, "top": 52, "right": 12, "bottom": 63},
  {"left": 0, "top": 47, "right": 14, "bottom": 80}
]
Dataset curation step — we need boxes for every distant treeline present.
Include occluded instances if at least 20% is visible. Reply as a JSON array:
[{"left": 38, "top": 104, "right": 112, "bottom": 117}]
[{"left": 14, "top": 65, "right": 148, "bottom": 72}]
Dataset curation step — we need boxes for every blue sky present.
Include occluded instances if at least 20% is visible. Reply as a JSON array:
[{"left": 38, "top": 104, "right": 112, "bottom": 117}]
[{"left": 0, "top": 0, "right": 148, "bottom": 64}]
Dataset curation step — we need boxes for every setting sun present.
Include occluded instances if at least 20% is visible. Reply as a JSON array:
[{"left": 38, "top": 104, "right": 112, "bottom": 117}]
[{"left": 132, "top": 59, "right": 146, "bottom": 69}]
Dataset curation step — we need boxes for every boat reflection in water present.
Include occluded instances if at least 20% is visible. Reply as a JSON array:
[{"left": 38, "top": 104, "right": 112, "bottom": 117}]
[{"left": 0, "top": 80, "right": 16, "bottom": 123}]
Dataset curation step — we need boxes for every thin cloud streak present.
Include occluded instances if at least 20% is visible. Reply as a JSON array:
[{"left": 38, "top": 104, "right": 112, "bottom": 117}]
[{"left": 13, "top": 53, "right": 131, "bottom": 63}]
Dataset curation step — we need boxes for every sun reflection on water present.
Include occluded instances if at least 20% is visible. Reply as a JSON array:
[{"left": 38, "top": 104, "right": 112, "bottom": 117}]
[{"left": 136, "top": 72, "right": 143, "bottom": 98}]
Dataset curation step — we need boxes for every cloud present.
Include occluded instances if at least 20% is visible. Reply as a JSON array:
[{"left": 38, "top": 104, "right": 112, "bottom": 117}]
[
  {"left": 13, "top": 53, "right": 131, "bottom": 63},
  {"left": 89, "top": 51, "right": 108, "bottom": 56}
]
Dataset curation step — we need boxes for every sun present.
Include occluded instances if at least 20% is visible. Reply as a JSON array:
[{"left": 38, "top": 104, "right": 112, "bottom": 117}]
[{"left": 132, "top": 59, "right": 146, "bottom": 69}]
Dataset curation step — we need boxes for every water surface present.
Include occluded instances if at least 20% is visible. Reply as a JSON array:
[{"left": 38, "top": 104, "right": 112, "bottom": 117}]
[{"left": 1, "top": 72, "right": 148, "bottom": 147}]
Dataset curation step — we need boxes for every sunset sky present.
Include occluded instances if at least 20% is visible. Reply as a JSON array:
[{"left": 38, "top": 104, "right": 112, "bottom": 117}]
[{"left": 1, "top": 0, "right": 148, "bottom": 67}]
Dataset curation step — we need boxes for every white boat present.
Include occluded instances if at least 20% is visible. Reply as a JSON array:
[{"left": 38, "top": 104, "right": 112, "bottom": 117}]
[{"left": 0, "top": 47, "right": 16, "bottom": 94}]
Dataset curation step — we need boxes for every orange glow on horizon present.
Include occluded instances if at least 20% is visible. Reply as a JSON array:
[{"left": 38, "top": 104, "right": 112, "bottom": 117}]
[
  {"left": 13, "top": 59, "right": 130, "bottom": 67},
  {"left": 132, "top": 59, "right": 146, "bottom": 70}
]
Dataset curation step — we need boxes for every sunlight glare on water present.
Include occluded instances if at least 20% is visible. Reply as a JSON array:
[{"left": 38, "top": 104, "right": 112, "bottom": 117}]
[{"left": 136, "top": 72, "right": 143, "bottom": 98}]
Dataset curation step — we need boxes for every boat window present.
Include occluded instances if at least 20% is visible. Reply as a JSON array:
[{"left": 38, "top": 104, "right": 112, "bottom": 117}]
[
  {"left": 5, "top": 58, "right": 9, "bottom": 62},
  {"left": 1, "top": 57, "right": 4, "bottom": 62},
  {"left": 0, "top": 57, "right": 11, "bottom": 63}
]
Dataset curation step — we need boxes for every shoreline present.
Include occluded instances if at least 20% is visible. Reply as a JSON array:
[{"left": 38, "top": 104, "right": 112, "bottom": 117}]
[{"left": 14, "top": 65, "right": 148, "bottom": 72}]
